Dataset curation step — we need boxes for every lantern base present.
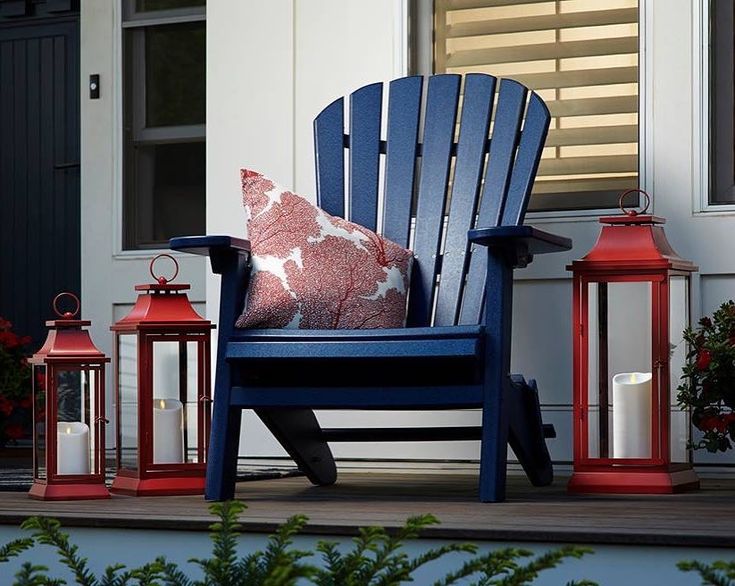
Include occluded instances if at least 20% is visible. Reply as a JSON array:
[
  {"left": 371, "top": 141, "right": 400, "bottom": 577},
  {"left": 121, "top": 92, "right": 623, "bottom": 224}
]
[
  {"left": 28, "top": 482, "right": 110, "bottom": 501},
  {"left": 110, "top": 474, "right": 205, "bottom": 496},
  {"left": 568, "top": 468, "right": 700, "bottom": 494}
]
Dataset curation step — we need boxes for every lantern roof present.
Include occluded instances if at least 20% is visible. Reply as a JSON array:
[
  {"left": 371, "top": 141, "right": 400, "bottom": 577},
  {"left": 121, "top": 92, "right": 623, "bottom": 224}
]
[
  {"left": 568, "top": 190, "right": 697, "bottom": 274},
  {"left": 30, "top": 294, "right": 109, "bottom": 364},
  {"left": 111, "top": 255, "right": 213, "bottom": 332},
  {"left": 111, "top": 289, "right": 213, "bottom": 331}
]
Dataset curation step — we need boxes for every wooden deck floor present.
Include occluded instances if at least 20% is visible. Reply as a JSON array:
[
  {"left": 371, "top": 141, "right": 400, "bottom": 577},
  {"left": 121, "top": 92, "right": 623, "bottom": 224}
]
[{"left": 0, "top": 473, "right": 733, "bottom": 548}]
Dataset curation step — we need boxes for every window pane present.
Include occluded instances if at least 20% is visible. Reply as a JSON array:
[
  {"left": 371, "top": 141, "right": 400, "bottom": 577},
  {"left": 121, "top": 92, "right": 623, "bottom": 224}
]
[
  {"left": 125, "top": 142, "right": 205, "bottom": 249},
  {"left": 136, "top": 0, "right": 204, "bottom": 12},
  {"left": 711, "top": 0, "right": 735, "bottom": 204},
  {"left": 434, "top": 0, "right": 639, "bottom": 212},
  {"left": 145, "top": 23, "right": 205, "bottom": 127}
]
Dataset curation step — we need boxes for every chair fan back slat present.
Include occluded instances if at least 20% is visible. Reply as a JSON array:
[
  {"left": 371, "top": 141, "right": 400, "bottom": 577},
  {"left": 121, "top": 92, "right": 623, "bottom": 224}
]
[
  {"left": 459, "top": 79, "right": 529, "bottom": 325},
  {"left": 348, "top": 83, "right": 383, "bottom": 231},
  {"left": 433, "top": 73, "right": 496, "bottom": 326},
  {"left": 382, "top": 76, "right": 423, "bottom": 248},
  {"left": 314, "top": 96, "right": 345, "bottom": 218},
  {"left": 405, "top": 74, "right": 461, "bottom": 327},
  {"left": 501, "top": 93, "right": 551, "bottom": 226}
]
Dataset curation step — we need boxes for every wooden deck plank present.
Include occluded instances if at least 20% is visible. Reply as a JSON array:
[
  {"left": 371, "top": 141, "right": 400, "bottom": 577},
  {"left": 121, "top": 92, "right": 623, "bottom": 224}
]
[{"left": 0, "top": 473, "right": 733, "bottom": 548}]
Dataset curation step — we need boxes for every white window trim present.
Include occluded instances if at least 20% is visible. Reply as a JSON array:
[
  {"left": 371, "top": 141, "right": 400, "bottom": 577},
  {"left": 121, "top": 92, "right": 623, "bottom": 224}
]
[{"left": 692, "top": 0, "right": 735, "bottom": 215}]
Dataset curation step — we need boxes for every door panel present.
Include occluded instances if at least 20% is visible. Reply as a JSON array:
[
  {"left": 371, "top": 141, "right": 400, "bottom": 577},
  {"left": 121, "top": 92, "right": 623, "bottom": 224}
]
[{"left": 0, "top": 18, "right": 80, "bottom": 345}]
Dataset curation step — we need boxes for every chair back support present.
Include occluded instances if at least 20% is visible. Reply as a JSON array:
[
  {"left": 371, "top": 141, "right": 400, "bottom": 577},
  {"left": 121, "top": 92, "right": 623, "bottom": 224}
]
[{"left": 313, "top": 73, "right": 550, "bottom": 328}]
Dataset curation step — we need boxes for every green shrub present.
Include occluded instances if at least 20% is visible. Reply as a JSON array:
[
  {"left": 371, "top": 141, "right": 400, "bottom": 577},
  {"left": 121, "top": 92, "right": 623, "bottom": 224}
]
[
  {"left": 678, "top": 560, "right": 735, "bottom": 586},
  {"left": 0, "top": 500, "right": 595, "bottom": 585}
]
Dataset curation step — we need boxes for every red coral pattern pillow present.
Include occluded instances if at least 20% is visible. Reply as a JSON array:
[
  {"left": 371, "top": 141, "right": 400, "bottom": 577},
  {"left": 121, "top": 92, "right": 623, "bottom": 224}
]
[{"left": 235, "top": 169, "right": 413, "bottom": 330}]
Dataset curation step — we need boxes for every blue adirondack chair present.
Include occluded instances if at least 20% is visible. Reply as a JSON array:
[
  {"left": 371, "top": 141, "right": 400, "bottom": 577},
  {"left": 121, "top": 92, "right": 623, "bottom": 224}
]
[{"left": 170, "top": 73, "right": 572, "bottom": 502}]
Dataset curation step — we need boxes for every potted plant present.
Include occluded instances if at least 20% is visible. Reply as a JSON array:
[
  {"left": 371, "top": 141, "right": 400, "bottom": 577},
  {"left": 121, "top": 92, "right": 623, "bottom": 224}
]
[
  {"left": 0, "top": 318, "right": 33, "bottom": 449},
  {"left": 677, "top": 300, "right": 735, "bottom": 452}
]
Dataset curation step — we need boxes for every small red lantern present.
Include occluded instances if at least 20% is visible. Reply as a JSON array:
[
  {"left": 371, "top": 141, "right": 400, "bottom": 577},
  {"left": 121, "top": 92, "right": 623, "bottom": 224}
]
[
  {"left": 29, "top": 293, "right": 110, "bottom": 500},
  {"left": 110, "top": 255, "right": 213, "bottom": 496},
  {"left": 568, "top": 191, "right": 700, "bottom": 494}
]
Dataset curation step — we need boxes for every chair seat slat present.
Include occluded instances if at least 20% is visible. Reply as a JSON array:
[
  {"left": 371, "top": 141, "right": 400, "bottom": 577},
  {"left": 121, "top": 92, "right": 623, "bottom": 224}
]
[{"left": 226, "top": 336, "right": 481, "bottom": 360}]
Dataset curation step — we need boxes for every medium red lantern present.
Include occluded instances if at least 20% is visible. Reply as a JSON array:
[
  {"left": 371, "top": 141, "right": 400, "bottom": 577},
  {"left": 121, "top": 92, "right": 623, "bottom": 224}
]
[
  {"left": 568, "top": 191, "right": 700, "bottom": 494},
  {"left": 29, "top": 293, "right": 110, "bottom": 500},
  {"left": 110, "top": 255, "right": 214, "bottom": 496}
]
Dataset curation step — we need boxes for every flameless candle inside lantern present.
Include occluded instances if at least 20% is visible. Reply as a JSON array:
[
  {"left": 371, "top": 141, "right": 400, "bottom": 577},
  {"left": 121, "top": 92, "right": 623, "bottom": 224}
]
[
  {"left": 56, "top": 422, "right": 90, "bottom": 475},
  {"left": 153, "top": 398, "right": 184, "bottom": 464},
  {"left": 612, "top": 372, "right": 652, "bottom": 458}
]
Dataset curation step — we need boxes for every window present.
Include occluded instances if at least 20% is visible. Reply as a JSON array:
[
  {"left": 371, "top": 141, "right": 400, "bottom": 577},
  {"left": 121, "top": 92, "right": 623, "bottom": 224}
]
[
  {"left": 431, "top": 0, "right": 639, "bottom": 212},
  {"left": 122, "top": 0, "right": 205, "bottom": 249},
  {"left": 711, "top": 0, "right": 735, "bottom": 205}
]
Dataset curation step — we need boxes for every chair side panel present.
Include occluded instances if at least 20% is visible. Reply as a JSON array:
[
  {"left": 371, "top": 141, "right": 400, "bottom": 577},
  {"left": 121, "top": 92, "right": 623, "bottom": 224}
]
[
  {"left": 406, "top": 74, "right": 461, "bottom": 327},
  {"left": 349, "top": 82, "right": 383, "bottom": 231},
  {"left": 434, "top": 73, "right": 496, "bottom": 326},
  {"left": 314, "top": 96, "right": 345, "bottom": 218},
  {"left": 382, "top": 76, "right": 422, "bottom": 248}
]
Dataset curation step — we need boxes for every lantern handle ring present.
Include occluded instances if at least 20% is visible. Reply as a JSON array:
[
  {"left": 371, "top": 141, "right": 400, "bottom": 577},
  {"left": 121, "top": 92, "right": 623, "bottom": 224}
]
[
  {"left": 52, "top": 292, "right": 80, "bottom": 319},
  {"left": 619, "top": 189, "right": 651, "bottom": 216},
  {"left": 149, "top": 253, "right": 179, "bottom": 285}
]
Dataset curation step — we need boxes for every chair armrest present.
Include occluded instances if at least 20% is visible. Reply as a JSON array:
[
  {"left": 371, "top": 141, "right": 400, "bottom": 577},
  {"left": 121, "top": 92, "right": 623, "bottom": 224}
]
[
  {"left": 467, "top": 226, "right": 572, "bottom": 268},
  {"left": 169, "top": 235, "right": 250, "bottom": 257},
  {"left": 169, "top": 235, "right": 251, "bottom": 276}
]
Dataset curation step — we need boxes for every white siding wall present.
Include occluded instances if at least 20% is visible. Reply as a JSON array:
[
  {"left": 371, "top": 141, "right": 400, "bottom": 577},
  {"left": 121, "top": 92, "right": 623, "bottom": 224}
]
[
  {"left": 205, "top": 0, "right": 735, "bottom": 468},
  {"left": 80, "top": 1, "right": 206, "bottom": 444},
  {"left": 78, "top": 0, "right": 734, "bottom": 468}
]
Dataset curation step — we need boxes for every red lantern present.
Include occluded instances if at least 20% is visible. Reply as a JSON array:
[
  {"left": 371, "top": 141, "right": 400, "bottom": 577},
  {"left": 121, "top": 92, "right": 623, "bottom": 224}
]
[
  {"left": 29, "top": 293, "right": 110, "bottom": 500},
  {"left": 568, "top": 191, "right": 700, "bottom": 494},
  {"left": 110, "top": 255, "right": 213, "bottom": 496}
]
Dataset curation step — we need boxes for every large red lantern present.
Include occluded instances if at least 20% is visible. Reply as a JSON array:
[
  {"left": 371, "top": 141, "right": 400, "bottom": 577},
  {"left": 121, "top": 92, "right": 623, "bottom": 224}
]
[
  {"left": 568, "top": 191, "right": 700, "bottom": 494},
  {"left": 110, "top": 255, "right": 213, "bottom": 496},
  {"left": 29, "top": 293, "right": 110, "bottom": 500}
]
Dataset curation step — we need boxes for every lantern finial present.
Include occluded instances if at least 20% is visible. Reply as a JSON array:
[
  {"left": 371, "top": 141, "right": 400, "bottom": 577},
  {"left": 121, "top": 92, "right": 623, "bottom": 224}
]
[
  {"left": 149, "top": 253, "right": 179, "bottom": 286},
  {"left": 618, "top": 188, "right": 650, "bottom": 217},
  {"left": 52, "top": 292, "right": 80, "bottom": 320}
]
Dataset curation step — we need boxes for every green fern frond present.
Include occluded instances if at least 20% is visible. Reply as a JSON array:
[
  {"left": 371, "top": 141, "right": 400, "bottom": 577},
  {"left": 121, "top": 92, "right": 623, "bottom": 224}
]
[
  {"left": 678, "top": 560, "right": 734, "bottom": 586},
  {"left": 0, "top": 537, "right": 35, "bottom": 563},
  {"left": 21, "top": 516, "right": 97, "bottom": 586}
]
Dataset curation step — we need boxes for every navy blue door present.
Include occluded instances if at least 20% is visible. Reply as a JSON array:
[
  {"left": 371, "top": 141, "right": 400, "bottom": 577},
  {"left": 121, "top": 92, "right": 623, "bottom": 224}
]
[{"left": 0, "top": 7, "right": 80, "bottom": 345}]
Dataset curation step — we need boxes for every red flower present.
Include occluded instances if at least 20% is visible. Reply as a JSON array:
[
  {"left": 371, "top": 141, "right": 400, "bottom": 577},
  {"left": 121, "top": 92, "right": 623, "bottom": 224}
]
[
  {"left": 0, "top": 317, "right": 12, "bottom": 331},
  {"left": 0, "top": 331, "right": 20, "bottom": 349},
  {"left": 699, "top": 416, "right": 728, "bottom": 433},
  {"left": 0, "top": 397, "right": 13, "bottom": 416},
  {"left": 17, "top": 397, "right": 32, "bottom": 409},
  {"left": 696, "top": 349, "right": 712, "bottom": 371},
  {"left": 699, "top": 316, "right": 713, "bottom": 328},
  {"left": 4, "top": 424, "right": 24, "bottom": 440}
]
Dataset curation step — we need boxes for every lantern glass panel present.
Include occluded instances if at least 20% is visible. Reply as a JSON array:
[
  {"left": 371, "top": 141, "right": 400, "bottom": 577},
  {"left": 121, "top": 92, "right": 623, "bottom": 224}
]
[
  {"left": 587, "top": 281, "right": 653, "bottom": 460},
  {"left": 670, "top": 275, "right": 690, "bottom": 463},
  {"left": 55, "top": 369, "right": 95, "bottom": 476},
  {"left": 118, "top": 334, "right": 139, "bottom": 470},
  {"left": 32, "top": 365, "right": 46, "bottom": 480},
  {"left": 151, "top": 340, "right": 200, "bottom": 464}
]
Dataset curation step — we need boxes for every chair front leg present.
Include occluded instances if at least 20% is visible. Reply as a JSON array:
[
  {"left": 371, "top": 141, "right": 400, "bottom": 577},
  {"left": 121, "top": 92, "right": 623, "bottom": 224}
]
[{"left": 479, "top": 249, "right": 514, "bottom": 502}]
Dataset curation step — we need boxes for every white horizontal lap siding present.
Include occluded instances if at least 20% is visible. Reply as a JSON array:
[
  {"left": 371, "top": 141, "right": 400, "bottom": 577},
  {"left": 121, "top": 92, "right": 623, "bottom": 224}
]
[{"left": 206, "top": 0, "right": 734, "bottom": 469}]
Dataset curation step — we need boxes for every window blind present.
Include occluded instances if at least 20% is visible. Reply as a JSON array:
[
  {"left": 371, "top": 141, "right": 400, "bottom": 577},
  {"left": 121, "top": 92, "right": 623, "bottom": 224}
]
[{"left": 434, "top": 0, "right": 639, "bottom": 212}]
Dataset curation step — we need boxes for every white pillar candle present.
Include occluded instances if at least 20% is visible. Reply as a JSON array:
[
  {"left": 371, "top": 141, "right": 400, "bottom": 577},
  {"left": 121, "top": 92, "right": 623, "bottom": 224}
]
[
  {"left": 57, "top": 422, "right": 90, "bottom": 475},
  {"left": 153, "top": 398, "right": 184, "bottom": 464},
  {"left": 612, "top": 372, "right": 652, "bottom": 458}
]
